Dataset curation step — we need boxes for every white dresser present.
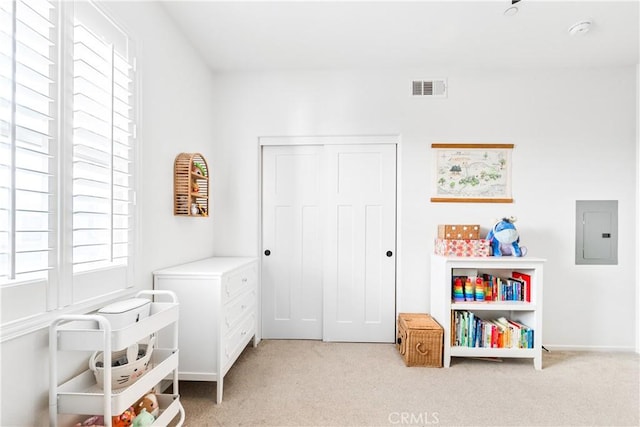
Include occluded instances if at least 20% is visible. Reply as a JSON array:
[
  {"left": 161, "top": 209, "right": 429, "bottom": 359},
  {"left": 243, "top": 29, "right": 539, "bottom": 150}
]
[{"left": 153, "top": 257, "right": 259, "bottom": 403}]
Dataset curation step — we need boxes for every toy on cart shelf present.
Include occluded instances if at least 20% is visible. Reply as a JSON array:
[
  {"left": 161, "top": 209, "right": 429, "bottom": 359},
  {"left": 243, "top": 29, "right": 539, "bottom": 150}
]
[
  {"left": 134, "top": 391, "right": 160, "bottom": 418},
  {"left": 76, "top": 390, "right": 160, "bottom": 427},
  {"left": 75, "top": 406, "right": 135, "bottom": 427},
  {"left": 132, "top": 409, "right": 155, "bottom": 427},
  {"left": 486, "top": 216, "right": 527, "bottom": 257},
  {"left": 75, "top": 415, "right": 105, "bottom": 427}
]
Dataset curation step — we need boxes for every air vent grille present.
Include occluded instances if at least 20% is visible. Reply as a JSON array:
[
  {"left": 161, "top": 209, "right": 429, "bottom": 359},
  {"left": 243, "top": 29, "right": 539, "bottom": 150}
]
[{"left": 412, "top": 79, "right": 447, "bottom": 98}]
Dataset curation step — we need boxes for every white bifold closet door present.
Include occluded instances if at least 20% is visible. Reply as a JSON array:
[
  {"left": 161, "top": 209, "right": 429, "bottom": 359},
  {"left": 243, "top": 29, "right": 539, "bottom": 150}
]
[{"left": 261, "top": 143, "right": 396, "bottom": 343}]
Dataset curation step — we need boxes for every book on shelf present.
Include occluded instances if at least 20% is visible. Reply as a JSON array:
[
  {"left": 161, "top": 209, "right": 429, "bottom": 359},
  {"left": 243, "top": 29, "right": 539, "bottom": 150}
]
[
  {"left": 511, "top": 271, "right": 531, "bottom": 302},
  {"left": 451, "top": 310, "right": 535, "bottom": 349},
  {"left": 507, "top": 318, "right": 534, "bottom": 348}
]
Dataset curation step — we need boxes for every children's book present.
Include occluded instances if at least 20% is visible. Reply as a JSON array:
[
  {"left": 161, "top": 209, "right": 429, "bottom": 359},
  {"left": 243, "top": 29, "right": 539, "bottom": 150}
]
[{"left": 511, "top": 271, "right": 531, "bottom": 302}]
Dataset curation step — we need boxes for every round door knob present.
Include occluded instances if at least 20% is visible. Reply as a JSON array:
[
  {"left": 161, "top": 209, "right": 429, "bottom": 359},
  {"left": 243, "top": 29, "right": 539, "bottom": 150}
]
[
  {"left": 264, "top": 249, "right": 271, "bottom": 256},
  {"left": 386, "top": 251, "right": 393, "bottom": 257}
]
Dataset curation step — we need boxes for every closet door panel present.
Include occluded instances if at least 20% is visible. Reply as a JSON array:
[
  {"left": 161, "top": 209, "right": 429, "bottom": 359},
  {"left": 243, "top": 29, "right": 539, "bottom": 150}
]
[
  {"left": 262, "top": 146, "right": 323, "bottom": 339},
  {"left": 324, "top": 144, "right": 397, "bottom": 343}
]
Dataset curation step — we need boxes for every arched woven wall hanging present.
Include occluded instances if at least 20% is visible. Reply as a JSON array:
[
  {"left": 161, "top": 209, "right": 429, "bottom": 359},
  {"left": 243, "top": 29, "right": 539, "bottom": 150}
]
[{"left": 174, "top": 152, "right": 209, "bottom": 216}]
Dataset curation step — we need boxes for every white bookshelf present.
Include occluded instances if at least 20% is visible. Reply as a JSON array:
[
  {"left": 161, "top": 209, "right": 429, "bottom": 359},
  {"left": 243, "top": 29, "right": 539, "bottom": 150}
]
[{"left": 430, "top": 255, "right": 545, "bottom": 370}]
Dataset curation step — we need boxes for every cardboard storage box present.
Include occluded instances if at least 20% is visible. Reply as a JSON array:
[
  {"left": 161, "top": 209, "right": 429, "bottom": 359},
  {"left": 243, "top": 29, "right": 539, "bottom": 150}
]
[
  {"left": 437, "top": 224, "right": 481, "bottom": 239},
  {"left": 397, "top": 313, "right": 443, "bottom": 367},
  {"left": 434, "top": 238, "right": 491, "bottom": 257}
]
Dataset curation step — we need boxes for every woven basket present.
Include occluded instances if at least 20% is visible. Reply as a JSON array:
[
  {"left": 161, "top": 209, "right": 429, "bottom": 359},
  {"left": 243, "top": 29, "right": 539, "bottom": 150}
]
[
  {"left": 89, "top": 335, "right": 155, "bottom": 390},
  {"left": 397, "top": 313, "right": 443, "bottom": 367}
]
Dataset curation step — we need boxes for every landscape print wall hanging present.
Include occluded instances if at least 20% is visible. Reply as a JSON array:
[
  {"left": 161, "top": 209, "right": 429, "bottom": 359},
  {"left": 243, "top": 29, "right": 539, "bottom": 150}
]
[{"left": 431, "top": 143, "right": 513, "bottom": 203}]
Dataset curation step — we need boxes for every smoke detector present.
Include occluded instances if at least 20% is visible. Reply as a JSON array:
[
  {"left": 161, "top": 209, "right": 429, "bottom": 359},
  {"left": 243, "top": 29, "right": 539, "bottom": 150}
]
[
  {"left": 568, "top": 20, "right": 592, "bottom": 36},
  {"left": 505, "top": 0, "right": 521, "bottom": 16}
]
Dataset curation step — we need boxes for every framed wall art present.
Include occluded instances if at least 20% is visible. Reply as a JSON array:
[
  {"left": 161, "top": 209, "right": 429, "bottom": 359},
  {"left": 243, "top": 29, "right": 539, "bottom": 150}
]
[{"left": 430, "top": 143, "right": 514, "bottom": 203}]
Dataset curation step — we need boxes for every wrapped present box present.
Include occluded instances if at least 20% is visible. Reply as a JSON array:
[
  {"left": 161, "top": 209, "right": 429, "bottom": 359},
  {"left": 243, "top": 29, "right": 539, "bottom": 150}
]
[{"left": 434, "top": 238, "right": 491, "bottom": 257}]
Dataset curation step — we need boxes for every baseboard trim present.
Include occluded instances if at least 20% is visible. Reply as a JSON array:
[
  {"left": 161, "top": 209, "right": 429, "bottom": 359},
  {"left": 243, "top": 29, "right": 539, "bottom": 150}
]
[{"left": 543, "top": 344, "right": 637, "bottom": 352}]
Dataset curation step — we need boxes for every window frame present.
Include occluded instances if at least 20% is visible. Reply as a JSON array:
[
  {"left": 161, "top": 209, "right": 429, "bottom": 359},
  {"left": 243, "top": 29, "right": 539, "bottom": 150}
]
[{"left": 0, "top": 0, "right": 139, "bottom": 342}]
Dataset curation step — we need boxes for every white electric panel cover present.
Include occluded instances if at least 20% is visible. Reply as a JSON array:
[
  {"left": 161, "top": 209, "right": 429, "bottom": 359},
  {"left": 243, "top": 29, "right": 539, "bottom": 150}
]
[{"left": 575, "top": 200, "right": 618, "bottom": 265}]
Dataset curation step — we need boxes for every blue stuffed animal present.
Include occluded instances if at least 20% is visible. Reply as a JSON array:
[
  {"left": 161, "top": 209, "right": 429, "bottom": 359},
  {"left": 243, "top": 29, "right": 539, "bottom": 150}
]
[{"left": 486, "top": 217, "right": 526, "bottom": 257}]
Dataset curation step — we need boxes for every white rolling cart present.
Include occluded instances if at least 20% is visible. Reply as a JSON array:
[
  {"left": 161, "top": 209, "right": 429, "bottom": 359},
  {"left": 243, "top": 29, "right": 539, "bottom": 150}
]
[{"left": 49, "top": 290, "right": 185, "bottom": 427}]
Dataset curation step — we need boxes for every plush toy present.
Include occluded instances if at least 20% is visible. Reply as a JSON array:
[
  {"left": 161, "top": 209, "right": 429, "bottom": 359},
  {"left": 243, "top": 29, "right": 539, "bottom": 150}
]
[
  {"left": 76, "top": 406, "right": 135, "bottom": 427},
  {"left": 192, "top": 162, "right": 206, "bottom": 177},
  {"left": 486, "top": 216, "right": 526, "bottom": 257},
  {"left": 112, "top": 407, "right": 136, "bottom": 427},
  {"left": 196, "top": 203, "right": 208, "bottom": 217},
  {"left": 75, "top": 415, "right": 105, "bottom": 427},
  {"left": 132, "top": 409, "right": 155, "bottom": 427},
  {"left": 133, "top": 392, "right": 160, "bottom": 418}
]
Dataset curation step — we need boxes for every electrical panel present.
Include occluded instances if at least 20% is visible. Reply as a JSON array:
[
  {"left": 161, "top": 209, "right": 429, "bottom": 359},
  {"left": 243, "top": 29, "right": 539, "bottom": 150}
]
[{"left": 575, "top": 200, "right": 618, "bottom": 265}]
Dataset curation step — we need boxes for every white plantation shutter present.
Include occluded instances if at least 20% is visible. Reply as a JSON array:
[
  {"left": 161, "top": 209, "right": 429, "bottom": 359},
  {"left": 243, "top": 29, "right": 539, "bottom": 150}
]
[
  {"left": 70, "top": 2, "right": 135, "bottom": 300},
  {"left": 1, "top": 0, "right": 136, "bottom": 336},
  {"left": 72, "top": 11, "right": 133, "bottom": 275},
  {"left": 0, "top": 0, "right": 55, "bottom": 286}
]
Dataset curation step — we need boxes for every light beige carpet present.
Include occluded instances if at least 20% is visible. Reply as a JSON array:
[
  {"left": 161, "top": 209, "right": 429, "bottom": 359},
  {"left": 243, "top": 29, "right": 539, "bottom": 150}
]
[{"left": 172, "top": 340, "right": 639, "bottom": 427}]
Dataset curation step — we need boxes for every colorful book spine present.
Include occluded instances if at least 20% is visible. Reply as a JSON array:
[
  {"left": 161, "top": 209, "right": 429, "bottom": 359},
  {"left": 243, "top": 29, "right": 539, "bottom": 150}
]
[{"left": 512, "top": 271, "right": 532, "bottom": 302}]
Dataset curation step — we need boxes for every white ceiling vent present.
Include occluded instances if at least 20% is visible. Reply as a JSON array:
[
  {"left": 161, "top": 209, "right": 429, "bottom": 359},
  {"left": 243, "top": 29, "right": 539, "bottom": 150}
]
[{"left": 412, "top": 79, "right": 447, "bottom": 98}]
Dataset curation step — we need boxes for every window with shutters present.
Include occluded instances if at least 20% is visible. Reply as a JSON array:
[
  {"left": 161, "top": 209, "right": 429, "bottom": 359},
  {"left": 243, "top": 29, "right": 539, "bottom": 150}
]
[{"left": 0, "top": 0, "right": 137, "bottom": 339}]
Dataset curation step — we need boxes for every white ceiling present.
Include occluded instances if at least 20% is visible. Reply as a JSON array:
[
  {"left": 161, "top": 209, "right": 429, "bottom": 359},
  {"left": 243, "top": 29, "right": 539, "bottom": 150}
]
[{"left": 160, "top": 0, "right": 640, "bottom": 72}]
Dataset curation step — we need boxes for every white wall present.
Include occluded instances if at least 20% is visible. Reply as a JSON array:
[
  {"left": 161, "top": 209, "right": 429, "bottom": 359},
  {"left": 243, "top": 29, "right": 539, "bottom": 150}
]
[
  {"left": 210, "top": 66, "right": 637, "bottom": 351},
  {"left": 0, "top": 2, "right": 217, "bottom": 425},
  {"left": 636, "top": 63, "right": 640, "bottom": 354}
]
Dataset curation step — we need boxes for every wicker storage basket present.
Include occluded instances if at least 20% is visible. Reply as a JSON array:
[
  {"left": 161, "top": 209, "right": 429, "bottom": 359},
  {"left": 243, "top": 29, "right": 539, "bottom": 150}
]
[{"left": 397, "top": 313, "right": 443, "bottom": 367}]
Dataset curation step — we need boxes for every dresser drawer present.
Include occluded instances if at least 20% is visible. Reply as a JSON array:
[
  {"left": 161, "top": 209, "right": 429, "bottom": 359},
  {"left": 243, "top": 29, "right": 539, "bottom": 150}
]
[
  {"left": 223, "top": 312, "right": 255, "bottom": 365},
  {"left": 222, "top": 288, "right": 256, "bottom": 335},
  {"left": 222, "top": 265, "right": 256, "bottom": 303}
]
